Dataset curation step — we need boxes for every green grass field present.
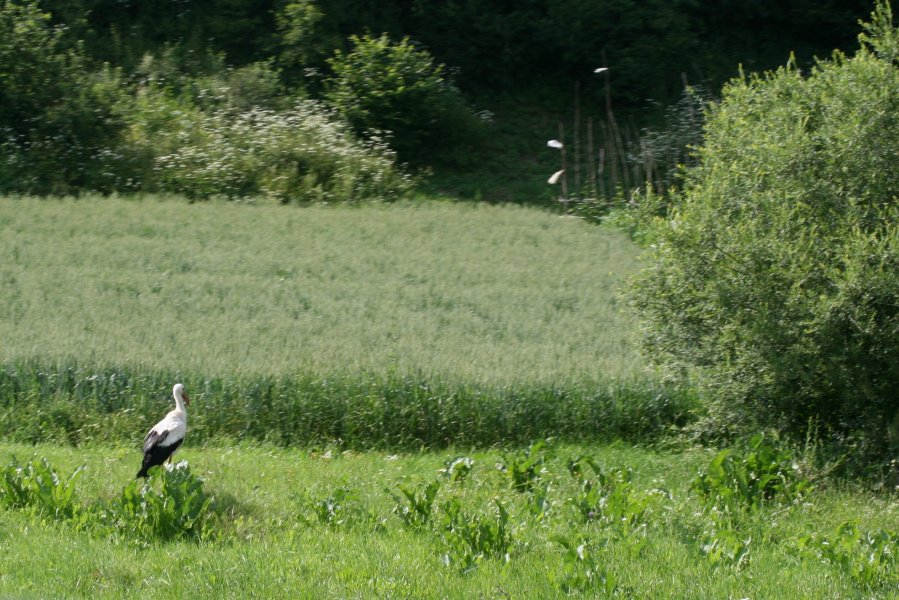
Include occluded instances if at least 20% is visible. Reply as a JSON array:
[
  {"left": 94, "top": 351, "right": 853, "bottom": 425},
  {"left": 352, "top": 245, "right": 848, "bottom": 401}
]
[
  {"left": 1, "top": 195, "right": 694, "bottom": 449},
  {"left": 0, "top": 195, "right": 640, "bottom": 382},
  {"left": 0, "top": 196, "right": 896, "bottom": 598},
  {"left": 1, "top": 442, "right": 896, "bottom": 598}
]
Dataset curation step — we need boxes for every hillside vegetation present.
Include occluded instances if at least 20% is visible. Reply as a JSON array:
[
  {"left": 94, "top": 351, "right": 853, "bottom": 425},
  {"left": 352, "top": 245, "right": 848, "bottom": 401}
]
[{"left": 0, "top": 0, "right": 875, "bottom": 200}]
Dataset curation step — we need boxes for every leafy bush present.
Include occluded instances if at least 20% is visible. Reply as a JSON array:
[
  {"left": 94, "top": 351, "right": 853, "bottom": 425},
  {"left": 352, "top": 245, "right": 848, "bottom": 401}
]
[
  {"left": 324, "top": 34, "right": 481, "bottom": 165},
  {"left": 276, "top": 0, "right": 340, "bottom": 76},
  {"left": 692, "top": 434, "right": 812, "bottom": 514},
  {"left": 497, "top": 440, "right": 548, "bottom": 493},
  {"left": 139, "top": 52, "right": 288, "bottom": 113},
  {"left": 110, "top": 461, "right": 214, "bottom": 542},
  {"left": 0, "top": 456, "right": 83, "bottom": 520},
  {"left": 567, "top": 460, "right": 664, "bottom": 533},
  {"left": 0, "top": 0, "right": 130, "bottom": 194},
  {"left": 629, "top": 2, "right": 899, "bottom": 459},
  {"left": 438, "top": 456, "right": 474, "bottom": 484}
]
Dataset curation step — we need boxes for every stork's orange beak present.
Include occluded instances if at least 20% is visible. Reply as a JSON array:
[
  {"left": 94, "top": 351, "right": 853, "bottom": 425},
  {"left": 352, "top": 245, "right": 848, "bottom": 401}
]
[{"left": 183, "top": 392, "right": 190, "bottom": 406}]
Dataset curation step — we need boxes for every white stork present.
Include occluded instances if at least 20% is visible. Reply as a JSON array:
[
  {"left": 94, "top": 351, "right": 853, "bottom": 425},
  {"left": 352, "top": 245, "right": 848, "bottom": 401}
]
[{"left": 137, "top": 383, "right": 190, "bottom": 478}]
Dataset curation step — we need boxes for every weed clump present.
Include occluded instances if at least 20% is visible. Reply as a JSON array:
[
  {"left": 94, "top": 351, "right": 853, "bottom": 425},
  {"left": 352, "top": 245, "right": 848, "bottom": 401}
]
[
  {"left": 109, "top": 462, "right": 215, "bottom": 542},
  {"left": 0, "top": 456, "right": 83, "bottom": 520}
]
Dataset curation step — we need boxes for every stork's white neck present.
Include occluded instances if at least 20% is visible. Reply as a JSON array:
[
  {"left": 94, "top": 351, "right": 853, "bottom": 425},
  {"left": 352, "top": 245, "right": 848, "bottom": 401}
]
[{"left": 172, "top": 385, "right": 188, "bottom": 414}]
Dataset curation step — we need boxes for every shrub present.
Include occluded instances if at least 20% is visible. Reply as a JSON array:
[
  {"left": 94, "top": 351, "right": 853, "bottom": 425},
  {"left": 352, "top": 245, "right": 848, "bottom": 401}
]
[
  {"left": 0, "top": 0, "right": 130, "bottom": 194},
  {"left": 276, "top": 0, "right": 341, "bottom": 76},
  {"left": 497, "top": 440, "right": 548, "bottom": 493},
  {"left": 439, "top": 456, "right": 474, "bottom": 484},
  {"left": 439, "top": 497, "right": 513, "bottom": 572},
  {"left": 324, "top": 34, "right": 482, "bottom": 165},
  {"left": 391, "top": 479, "right": 441, "bottom": 529},
  {"left": 629, "top": 2, "right": 899, "bottom": 459},
  {"left": 568, "top": 461, "right": 665, "bottom": 532}
]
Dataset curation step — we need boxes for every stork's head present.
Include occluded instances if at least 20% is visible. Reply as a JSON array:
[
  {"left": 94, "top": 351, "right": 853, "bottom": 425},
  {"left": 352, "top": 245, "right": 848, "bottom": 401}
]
[{"left": 173, "top": 383, "right": 190, "bottom": 407}]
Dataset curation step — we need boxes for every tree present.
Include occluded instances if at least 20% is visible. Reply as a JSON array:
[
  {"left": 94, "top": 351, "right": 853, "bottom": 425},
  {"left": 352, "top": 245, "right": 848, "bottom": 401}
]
[
  {"left": 0, "top": 0, "right": 127, "bottom": 193},
  {"left": 629, "top": 1, "right": 899, "bottom": 461},
  {"left": 324, "top": 34, "right": 481, "bottom": 165}
]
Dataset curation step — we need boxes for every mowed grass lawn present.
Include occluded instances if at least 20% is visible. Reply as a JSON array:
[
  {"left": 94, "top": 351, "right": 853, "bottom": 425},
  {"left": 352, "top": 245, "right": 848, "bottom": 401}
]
[{"left": 0, "top": 195, "right": 641, "bottom": 384}]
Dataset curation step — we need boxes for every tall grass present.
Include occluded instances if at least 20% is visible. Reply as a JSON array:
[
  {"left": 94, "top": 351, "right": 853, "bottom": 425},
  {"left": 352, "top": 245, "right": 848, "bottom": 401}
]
[
  {"left": 0, "top": 196, "right": 685, "bottom": 446},
  {"left": 0, "top": 362, "right": 694, "bottom": 448}
]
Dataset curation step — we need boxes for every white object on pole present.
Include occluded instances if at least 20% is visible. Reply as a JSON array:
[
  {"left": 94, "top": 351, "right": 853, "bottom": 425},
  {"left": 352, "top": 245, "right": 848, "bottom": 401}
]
[
  {"left": 547, "top": 169, "right": 565, "bottom": 185},
  {"left": 547, "top": 140, "right": 564, "bottom": 149}
]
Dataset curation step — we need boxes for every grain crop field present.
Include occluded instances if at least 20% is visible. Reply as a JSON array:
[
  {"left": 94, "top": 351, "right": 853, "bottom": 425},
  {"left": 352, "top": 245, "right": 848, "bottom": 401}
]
[
  {"left": 0, "top": 196, "right": 641, "bottom": 383},
  {"left": 0, "top": 195, "right": 694, "bottom": 449}
]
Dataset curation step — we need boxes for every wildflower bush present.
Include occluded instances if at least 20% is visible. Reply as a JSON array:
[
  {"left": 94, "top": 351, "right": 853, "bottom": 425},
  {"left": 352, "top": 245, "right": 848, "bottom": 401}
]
[{"left": 152, "top": 101, "right": 412, "bottom": 203}]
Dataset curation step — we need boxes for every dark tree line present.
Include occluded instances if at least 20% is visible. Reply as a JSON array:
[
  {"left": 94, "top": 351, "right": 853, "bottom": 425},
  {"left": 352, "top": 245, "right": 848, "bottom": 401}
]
[
  {"left": 38, "top": 0, "right": 872, "bottom": 106},
  {"left": 0, "top": 0, "right": 879, "bottom": 196}
]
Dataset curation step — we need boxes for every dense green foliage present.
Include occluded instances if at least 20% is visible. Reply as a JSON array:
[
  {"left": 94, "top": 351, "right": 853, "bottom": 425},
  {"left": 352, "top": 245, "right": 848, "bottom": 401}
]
[
  {"left": 111, "top": 463, "right": 215, "bottom": 541},
  {"left": 0, "top": 1, "right": 417, "bottom": 199},
  {"left": 0, "top": 442, "right": 896, "bottom": 597},
  {"left": 0, "top": 455, "right": 82, "bottom": 518},
  {"left": 34, "top": 0, "right": 873, "bottom": 102},
  {"left": 0, "top": 0, "right": 877, "bottom": 199},
  {"left": 630, "top": 4, "right": 899, "bottom": 460},
  {"left": 0, "top": 0, "right": 129, "bottom": 194},
  {"left": 692, "top": 433, "right": 813, "bottom": 514},
  {"left": 325, "top": 34, "right": 481, "bottom": 164}
]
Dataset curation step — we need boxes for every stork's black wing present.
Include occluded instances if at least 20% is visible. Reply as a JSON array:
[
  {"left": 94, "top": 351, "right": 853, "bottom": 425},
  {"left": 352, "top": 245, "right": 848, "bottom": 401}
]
[{"left": 143, "top": 428, "right": 169, "bottom": 454}]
